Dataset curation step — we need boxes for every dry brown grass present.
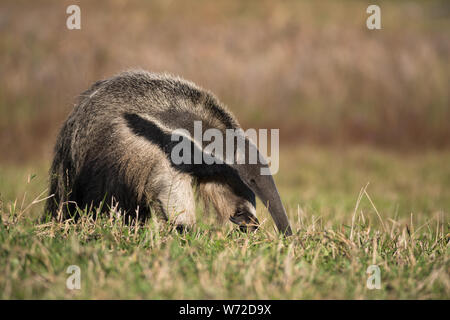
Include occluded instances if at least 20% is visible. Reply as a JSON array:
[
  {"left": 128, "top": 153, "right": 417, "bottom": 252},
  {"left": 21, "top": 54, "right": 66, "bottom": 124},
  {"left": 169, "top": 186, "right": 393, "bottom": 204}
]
[{"left": 0, "top": 0, "right": 449, "bottom": 163}]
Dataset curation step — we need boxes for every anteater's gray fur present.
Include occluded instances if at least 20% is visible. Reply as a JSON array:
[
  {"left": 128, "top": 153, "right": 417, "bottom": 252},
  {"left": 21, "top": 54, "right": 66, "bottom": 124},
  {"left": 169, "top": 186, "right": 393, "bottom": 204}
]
[{"left": 46, "top": 70, "right": 259, "bottom": 229}]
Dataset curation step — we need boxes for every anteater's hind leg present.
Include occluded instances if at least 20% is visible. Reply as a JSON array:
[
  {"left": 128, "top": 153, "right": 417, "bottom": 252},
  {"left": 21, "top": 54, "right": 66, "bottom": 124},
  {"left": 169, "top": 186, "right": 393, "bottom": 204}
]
[{"left": 153, "top": 169, "right": 196, "bottom": 230}]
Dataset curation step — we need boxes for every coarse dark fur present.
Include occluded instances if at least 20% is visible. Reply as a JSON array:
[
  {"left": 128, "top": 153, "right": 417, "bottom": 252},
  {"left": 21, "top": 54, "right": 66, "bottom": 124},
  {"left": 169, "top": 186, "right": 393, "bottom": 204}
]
[{"left": 45, "top": 70, "right": 259, "bottom": 230}]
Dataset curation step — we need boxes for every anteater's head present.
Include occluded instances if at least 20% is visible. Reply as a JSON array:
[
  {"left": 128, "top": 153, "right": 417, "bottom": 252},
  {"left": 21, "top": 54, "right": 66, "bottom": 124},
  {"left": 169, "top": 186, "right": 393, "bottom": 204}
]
[{"left": 231, "top": 137, "right": 293, "bottom": 236}]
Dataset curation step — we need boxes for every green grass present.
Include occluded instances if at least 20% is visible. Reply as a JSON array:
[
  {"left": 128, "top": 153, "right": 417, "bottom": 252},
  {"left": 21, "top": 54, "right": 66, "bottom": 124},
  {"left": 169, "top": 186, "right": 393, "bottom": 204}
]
[{"left": 0, "top": 147, "right": 449, "bottom": 299}]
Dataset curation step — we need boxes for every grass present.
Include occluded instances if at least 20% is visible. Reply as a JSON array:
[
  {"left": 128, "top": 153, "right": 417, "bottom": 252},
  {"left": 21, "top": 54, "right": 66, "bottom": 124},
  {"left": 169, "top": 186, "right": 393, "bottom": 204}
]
[{"left": 0, "top": 147, "right": 448, "bottom": 299}]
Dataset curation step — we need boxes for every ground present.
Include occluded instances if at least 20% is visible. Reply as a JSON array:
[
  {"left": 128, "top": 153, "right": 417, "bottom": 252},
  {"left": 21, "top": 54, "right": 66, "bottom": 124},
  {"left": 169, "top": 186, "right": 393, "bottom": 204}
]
[{"left": 0, "top": 146, "right": 448, "bottom": 299}]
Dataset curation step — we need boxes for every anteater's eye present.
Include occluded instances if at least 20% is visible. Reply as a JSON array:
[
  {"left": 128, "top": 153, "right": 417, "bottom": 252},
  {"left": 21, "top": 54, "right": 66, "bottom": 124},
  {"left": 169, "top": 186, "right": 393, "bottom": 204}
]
[{"left": 234, "top": 211, "right": 245, "bottom": 217}]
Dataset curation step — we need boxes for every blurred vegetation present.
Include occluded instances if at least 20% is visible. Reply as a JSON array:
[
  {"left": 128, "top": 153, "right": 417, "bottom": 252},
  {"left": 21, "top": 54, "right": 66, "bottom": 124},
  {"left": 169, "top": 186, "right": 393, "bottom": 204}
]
[{"left": 0, "top": 0, "right": 449, "bottom": 163}]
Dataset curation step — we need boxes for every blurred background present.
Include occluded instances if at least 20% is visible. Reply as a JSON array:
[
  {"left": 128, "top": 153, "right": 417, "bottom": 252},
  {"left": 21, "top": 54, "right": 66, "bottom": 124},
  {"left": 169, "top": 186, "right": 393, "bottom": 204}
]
[
  {"left": 0, "top": 0, "right": 449, "bottom": 223},
  {"left": 1, "top": 0, "right": 449, "bottom": 162}
]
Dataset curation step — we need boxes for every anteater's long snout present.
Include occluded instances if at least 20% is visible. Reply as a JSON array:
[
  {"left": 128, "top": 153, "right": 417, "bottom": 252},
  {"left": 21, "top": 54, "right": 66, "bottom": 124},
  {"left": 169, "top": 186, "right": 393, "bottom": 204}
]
[{"left": 251, "top": 174, "right": 293, "bottom": 236}]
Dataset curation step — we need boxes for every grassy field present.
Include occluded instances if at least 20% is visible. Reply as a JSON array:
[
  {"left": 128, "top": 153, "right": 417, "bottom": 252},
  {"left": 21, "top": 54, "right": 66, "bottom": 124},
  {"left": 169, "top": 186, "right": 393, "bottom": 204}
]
[
  {"left": 0, "top": 0, "right": 449, "bottom": 300},
  {"left": 1, "top": 147, "right": 448, "bottom": 299}
]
